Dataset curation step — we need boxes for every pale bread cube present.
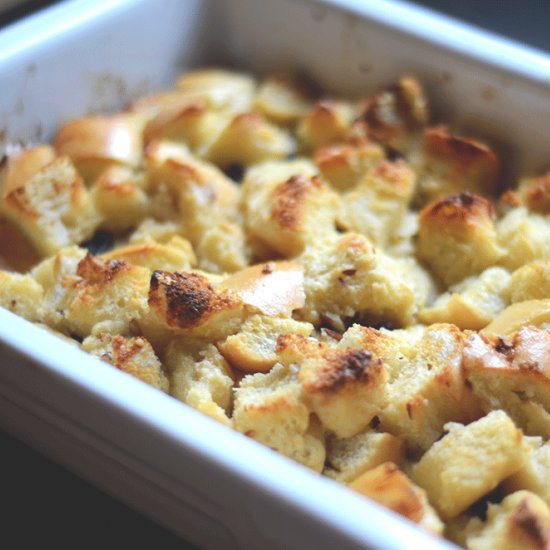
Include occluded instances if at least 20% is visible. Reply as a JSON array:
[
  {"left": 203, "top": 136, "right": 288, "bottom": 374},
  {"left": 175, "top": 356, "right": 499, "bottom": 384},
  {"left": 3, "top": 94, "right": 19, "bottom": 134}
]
[
  {"left": 0, "top": 271, "right": 44, "bottom": 322},
  {"left": 497, "top": 207, "right": 550, "bottom": 271},
  {"left": 419, "top": 267, "right": 511, "bottom": 330},
  {"left": 233, "top": 363, "right": 325, "bottom": 472},
  {"left": 411, "top": 411, "right": 526, "bottom": 519},
  {"left": 506, "top": 260, "right": 550, "bottom": 303},
  {"left": 464, "top": 328, "right": 550, "bottom": 438},
  {"left": 324, "top": 431, "right": 405, "bottom": 483},
  {"left": 165, "top": 342, "right": 235, "bottom": 426}
]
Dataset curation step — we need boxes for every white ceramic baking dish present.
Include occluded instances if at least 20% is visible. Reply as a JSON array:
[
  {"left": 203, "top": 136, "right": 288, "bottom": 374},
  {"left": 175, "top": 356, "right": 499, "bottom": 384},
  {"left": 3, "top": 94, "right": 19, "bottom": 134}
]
[{"left": 1, "top": 0, "right": 550, "bottom": 548}]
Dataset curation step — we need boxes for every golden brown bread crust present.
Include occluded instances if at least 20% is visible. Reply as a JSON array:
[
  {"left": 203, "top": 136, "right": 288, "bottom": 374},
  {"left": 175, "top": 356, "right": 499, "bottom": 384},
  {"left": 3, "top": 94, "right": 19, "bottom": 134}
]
[{"left": 148, "top": 270, "right": 240, "bottom": 330}]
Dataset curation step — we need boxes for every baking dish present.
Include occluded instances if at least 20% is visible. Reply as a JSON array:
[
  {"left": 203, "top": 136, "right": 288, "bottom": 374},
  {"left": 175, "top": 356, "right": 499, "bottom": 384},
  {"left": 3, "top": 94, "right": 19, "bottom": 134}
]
[{"left": 1, "top": 0, "right": 550, "bottom": 548}]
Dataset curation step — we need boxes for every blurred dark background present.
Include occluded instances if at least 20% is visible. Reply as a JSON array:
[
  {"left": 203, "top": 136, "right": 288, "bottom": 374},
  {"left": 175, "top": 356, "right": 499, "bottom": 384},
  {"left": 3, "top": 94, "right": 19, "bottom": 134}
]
[{"left": 1, "top": 0, "right": 550, "bottom": 548}]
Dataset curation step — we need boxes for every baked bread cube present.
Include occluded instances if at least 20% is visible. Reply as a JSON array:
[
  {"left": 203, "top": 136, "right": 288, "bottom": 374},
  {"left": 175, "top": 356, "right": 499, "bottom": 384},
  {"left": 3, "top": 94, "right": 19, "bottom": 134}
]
[
  {"left": 506, "top": 260, "right": 550, "bottom": 303},
  {"left": 413, "top": 126, "right": 500, "bottom": 206},
  {"left": 358, "top": 76, "right": 428, "bottom": 153},
  {"left": 349, "top": 462, "right": 443, "bottom": 534},
  {"left": 232, "top": 363, "right": 325, "bottom": 472},
  {"left": 254, "top": 72, "right": 313, "bottom": 124},
  {"left": 297, "top": 100, "right": 355, "bottom": 152},
  {"left": 91, "top": 166, "right": 149, "bottom": 232},
  {"left": 464, "top": 491, "right": 550, "bottom": 550},
  {"left": 517, "top": 169, "right": 550, "bottom": 213},
  {"left": 145, "top": 140, "right": 240, "bottom": 243},
  {"left": 324, "top": 431, "right": 405, "bottom": 483},
  {"left": 205, "top": 112, "right": 296, "bottom": 167},
  {"left": 165, "top": 342, "right": 235, "bottom": 426},
  {"left": 464, "top": 327, "right": 550, "bottom": 438},
  {"left": 129, "top": 219, "right": 182, "bottom": 244},
  {"left": 482, "top": 299, "right": 550, "bottom": 338},
  {"left": 0, "top": 144, "right": 56, "bottom": 197},
  {"left": 195, "top": 223, "right": 250, "bottom": 274},
  {"left": 339, "top": 159, "right": 416, "bottom": 247},
  {"left": 497, "top": 207, "right": 550, "bottom": 270},
  {"left": 33, "top": 248, "right": 150, "bottom": 338},
  {"left": 242, "top": 160, "right": 340, "bottom": 257},
  {"left": 54, "top": 114, "right": 145, "bottom": 182},
  {"left": 176, "top": 68, "right": 256, "bottom": 115},
  {"left": 1, "top": 156, "right": 101, "bottom": 257},
  {"left": 0, "top": 271, "right": 44, "bottom": 322},
  {"left": 218, "top": 314, "right": 313, "bottom": 373},
  {"left": 373, "top": 323, "right": 481, "bottom": 453},
  {"left": 419, "top": 267, "right": 511, "bottom": 330},
  {"left": 297, "top": 232, "right": 433, "bottom": 329},
  {"left": 504, "top": 439, "right": 550, "bottom": 507},
  {"left": 82, "top": 333, "right": 168, "bottom": 391},
  {"left": 411, "top": 411, "right": 527, "bottom": 519},
  {"left": 314, "top": 141, "right": 385, "bottom": 191},
  {"left": 417, "top": 192, "right": 504, "bottom": 286},
  {"left": 289, "top": 338, "right": 389, "bottom": 438},
  {"left": 102, "top": 236, "right": 195, "bottom": 272}
]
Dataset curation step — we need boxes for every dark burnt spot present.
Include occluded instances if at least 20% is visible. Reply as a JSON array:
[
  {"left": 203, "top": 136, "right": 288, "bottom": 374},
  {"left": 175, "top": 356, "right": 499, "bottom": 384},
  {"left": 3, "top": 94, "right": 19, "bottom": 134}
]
[
  {"left": 261, "top": 262, "right": 274, "bottom": 275},
  {"left": 370, "top": 415, "right": 380, "bottom": 429},
  {"left": 341, "top": 268, "right": 357, "bottom": 277},
  {"left": 495, "top": 337, "right": 514, "bottom": 356},
  {"left": 320, "top": 328, "right": 343, "bottom": 341},
  {"left": 149, "top": 271, "right": 213, "bottom": 328}
]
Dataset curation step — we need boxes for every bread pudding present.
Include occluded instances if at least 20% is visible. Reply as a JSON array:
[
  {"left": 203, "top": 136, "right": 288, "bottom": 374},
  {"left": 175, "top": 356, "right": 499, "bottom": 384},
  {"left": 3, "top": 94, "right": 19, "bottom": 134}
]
[{"left": 1, "top": 68, "right": 549, "bottom": 548}]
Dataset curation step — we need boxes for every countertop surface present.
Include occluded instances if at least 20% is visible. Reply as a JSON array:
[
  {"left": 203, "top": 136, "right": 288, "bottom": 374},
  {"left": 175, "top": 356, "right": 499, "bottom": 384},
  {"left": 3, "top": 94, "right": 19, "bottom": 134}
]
[{"left": 2, "top": 1, "right": 549, "bottom": 548}]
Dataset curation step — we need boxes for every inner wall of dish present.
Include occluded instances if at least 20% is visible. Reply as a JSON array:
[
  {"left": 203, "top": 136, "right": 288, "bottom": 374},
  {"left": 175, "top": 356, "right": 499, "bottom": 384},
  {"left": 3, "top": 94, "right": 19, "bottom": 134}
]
[{"left": 1, "top": 0, "right": 550, "bottom": 185}]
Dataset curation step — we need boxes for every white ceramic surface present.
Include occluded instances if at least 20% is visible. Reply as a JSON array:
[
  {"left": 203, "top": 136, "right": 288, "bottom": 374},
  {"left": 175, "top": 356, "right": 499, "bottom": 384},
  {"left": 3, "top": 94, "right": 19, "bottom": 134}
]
[{"left": 1, "top": 0, "right": 549, "bottom": 548}]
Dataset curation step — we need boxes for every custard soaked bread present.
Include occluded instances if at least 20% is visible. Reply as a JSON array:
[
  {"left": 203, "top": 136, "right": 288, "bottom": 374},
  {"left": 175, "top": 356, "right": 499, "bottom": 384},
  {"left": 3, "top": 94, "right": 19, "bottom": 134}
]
[{"left": 1, "top": 68, "right": 550, "bottom": 548}]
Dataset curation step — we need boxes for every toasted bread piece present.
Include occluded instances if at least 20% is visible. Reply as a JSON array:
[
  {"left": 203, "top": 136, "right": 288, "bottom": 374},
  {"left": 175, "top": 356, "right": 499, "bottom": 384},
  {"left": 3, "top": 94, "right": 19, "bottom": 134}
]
[
  {"left": 349, "top": 462, "right": 443, "bottom": 534},
  {"left": 417, "top": 192, "right": 504, "bottom": 286},
  {"left": 82, "top": 333, "right": 168, "bottom": 391},
  {"left": 242, "top": 160, "right": 340, "bottom": 257},
  {"left": 314, "top": 140, "right": 385, "bottom": 191},
  {"left": 298, "top": 232, "right": 433, "bottom": 329},
  {"left": 218, "top": 314, "right": 313, "bottom": 373},
  {"left": 165, "top": 342, "right": 235, "bottom": 426},
  {"left": 0, "top": 271, "right": 44, "bottom": 322},
  {"left": 195, "top": 223, "right": 250, "bottom": 274},
  {"left": 464, "top": 491, "right": 550, "bottom": 550},
  {"left": 464, "top": 328, "right": 550, "bottom": 438},
  {"left": 517, "top": 170, "right": 550, "bottom": 213},
  {"left": 507, "top": 260, "right": 550, "bottom": 303},
  {"left": 412, "top": 411, "right": 527, "bottom": 519},
  {"left": 325, "top": 431, "right": 405, "bottom": 483},
  {"left": 339, "top": 159, "right": 416, "bottom": 247},
  {"left": 497, "top": 207, "right": 550, "bottom": 271},
  {"left": 297, "top": 100, "right": 355, "bottom": 152},
  {"left": 233, "top": 363, "right": 325, "bottom": 472},
  {"left": 205, "top": 112, "right": 296, "bottom": 167},
  {"left": 33, "top": 248, "right": 149, "bottom": 338},
  {"left": 358, "top": 76, "right": 428, "bottom": 153},
  {"left": 91, "top": 166, "right": 149, "bottom": 232},
  {"left": 145, "top": 140, "right": 240, "bottom": 243},
  {"left": 278, "top": 335, "right": 389, "bottom": 438},
  {"left": 0, "top": 216, "right": 40, "bottom": 272},
  {"left": 419, "top": 267, "right": 511, "bottom": 330},
  {"left": 254, "top": 72, "right": 313, "bottom": 125},
  {"left": 413, "top": 126, "right": 500, "bottom": 206},
  {"left": 1, "top": 157, "right": 101, "bottom": 257},
  {"left": 504, "top": 440, "right": 550, "bottom": 507},
  {"left": 54, "top": 114, "right": 145, "bottom": 181},
  {"left": 359, "top": 323, "right": 482, "bottom": 453}
]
